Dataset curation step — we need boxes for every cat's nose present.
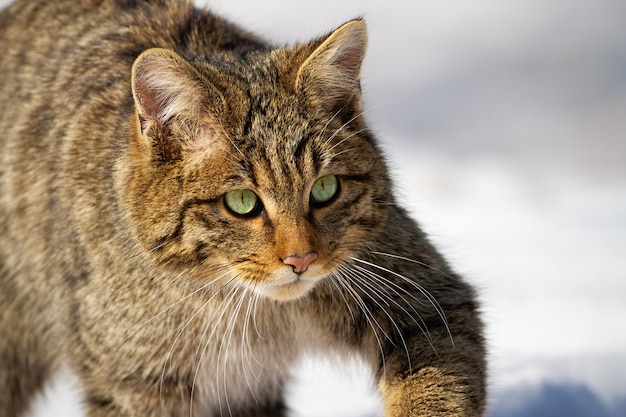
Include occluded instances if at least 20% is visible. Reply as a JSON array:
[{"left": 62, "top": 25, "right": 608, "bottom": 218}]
[{"left": 282, "top": 252, "right": 318, "bottom": 274}]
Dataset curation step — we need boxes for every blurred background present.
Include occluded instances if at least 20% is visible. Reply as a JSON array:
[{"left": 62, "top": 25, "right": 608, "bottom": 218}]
[{"left": 2, "top": 0, "right": 623, "bottom": 416}]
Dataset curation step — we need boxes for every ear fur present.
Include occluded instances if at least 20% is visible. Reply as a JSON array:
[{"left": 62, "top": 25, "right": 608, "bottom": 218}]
[
  {"left": 131, "top": 48, "right": 222, "bottom": 161},
  {"left": 295, "top": 19, "right": 368, "bottom": 112}
]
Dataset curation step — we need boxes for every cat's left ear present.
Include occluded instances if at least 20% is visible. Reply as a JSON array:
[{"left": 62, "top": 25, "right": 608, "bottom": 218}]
[{"left": 295, "top": 19, "right": 367, "bottom": 113}]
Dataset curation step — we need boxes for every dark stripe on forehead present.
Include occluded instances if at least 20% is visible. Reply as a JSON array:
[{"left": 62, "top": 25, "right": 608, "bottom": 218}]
[
  {"left": 309, "top": 143, "right": 324, "bottom": 174},
  {"left": 241, "top": 88, "right": 256, "bottom": 138},
  {"left": 274, "top": 146, "right": 293, "bottom": 186},
  {"left": 240, "top": 159, "right": 259, "bottom": 188},
  {"left": 293, "top": 135, "right": 308, "bottom": 161},
  {"left": 242, "top": 104, "right": 254, "bottom": 139},
  {"left": 254, "top": 144, "right": 281, "bottom": 188},
  {"left": 293, "top": 131, "right": 325, "bottom": 175}
]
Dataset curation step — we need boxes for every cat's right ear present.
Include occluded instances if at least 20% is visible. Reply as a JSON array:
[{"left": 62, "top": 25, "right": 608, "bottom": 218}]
[{"left": 131, "top": 48, "right": 224, "bottom": 161}]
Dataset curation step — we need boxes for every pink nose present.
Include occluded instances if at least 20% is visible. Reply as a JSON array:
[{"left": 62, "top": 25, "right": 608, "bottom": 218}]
[{"left": 282, "top": 252, "right": 318, "bottom": 274}]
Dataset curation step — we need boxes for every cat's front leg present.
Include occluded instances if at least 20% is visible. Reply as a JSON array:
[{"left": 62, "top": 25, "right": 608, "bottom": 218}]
[
  {"left": 380, "top": 364, "right": 484, "bottom": 417},
  {"left": 375, "top": 315, "right": 487, "bottom": 416}
]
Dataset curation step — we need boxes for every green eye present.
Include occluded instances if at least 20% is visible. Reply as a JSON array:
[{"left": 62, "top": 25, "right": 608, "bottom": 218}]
[
  {"left": 311, "top": 175, "right": 339, "bottom": 206},
  {"left": 224, "top": 189, "right": 260, "bottom": 216}
]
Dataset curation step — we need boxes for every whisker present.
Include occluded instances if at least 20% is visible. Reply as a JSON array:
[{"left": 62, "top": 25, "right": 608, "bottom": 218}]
[
  {"left": 351, "top": 256, "right": 454, "bottom": 347},
  {"left": 123, "top": 241, "right": 167, "bottom": 263},
  {"left": 337, "top": 265, "right": 412, "bottom": 371},
  {"left": 319, "top": 107, "right": 344, "bottom": 146},
  {"left": 329, "top": 147, "right": 359, "bottom": 159},
  {"left": 242, "top": 285, "right": 264, "bottom": 372},
  {"left": 367, "top": 253, "right": 452, "bottom": 335},
  {"left": 323, "top": 115, "right": 358, "bottom": 149},
  {"left": 323, "top": 100, "right": 394, "bottom": 149},
  {"left": 189, "top": 273, "right": 240, "bottom": 368},
  {"left": 332, "top": 268, "right": 392, "bottom": 342},
  {"left": 190, "top": 283, "right": 241, "bottom": 417},
  {"left": 220, "top": 286, "right": 248, "bottom": 417},
  {"left": 353, "top": 264, "right": 430, "bottom": 309},
  {"left": 327, "top": 128, "right": 369, "bottom": 152},
  {"left": 350, "top": 264, "right": 437, "bottom": 354},
  {"left": 115, "top": 267, "right": 230, "bottom": 353},
  {"left": 219, "top": 124, "right": 246, "bottom": 160},
  {"left": 330, "top": 270, "right": 388, "bottom": 379},
  {"left": 371, "top": 251, "right": 455, "bottom": 279},
  {"left": 158, "top": 274, "right": 238, "bottom": 408},
  {"left": 326, "top": 275, "right": 357, "bottom": 324},
  {"left": 251, "top": 287, "right": 266, "bottom": 341},
  {"left": 240, "top": 290, "right": 262, "bottom": 403}
]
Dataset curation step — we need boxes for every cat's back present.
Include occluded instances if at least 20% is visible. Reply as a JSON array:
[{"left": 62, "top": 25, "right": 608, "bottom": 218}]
[
  {"left": 0, "top": 0, "right": 133, "bottom": 81},
  {"left": 0, "top": 0, "right": 175, "bottom": 229},
  {"left": 0, "top": 0, "right": 264, "bottom": 210},
  {"left": 0, "top": 0, "right": 263, "bottom": 112},
  {"left": 0, "top": 0, "right": 171, "bottom": 154}
]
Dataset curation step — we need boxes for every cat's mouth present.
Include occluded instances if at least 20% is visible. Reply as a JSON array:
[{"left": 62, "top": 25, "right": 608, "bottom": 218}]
[{"left": 254, "top": 271, "right": 326, "bottom": 301}]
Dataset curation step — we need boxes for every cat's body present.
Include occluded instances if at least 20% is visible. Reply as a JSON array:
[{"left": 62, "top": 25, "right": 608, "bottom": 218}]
[{"left": 0, "top": 1, "right": 486, "bottom": 416}]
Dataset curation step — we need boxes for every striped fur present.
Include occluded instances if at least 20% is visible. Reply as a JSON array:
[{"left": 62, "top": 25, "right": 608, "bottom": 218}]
[{"left": 0, "top": 1, "right": 486, "bottom": 416}]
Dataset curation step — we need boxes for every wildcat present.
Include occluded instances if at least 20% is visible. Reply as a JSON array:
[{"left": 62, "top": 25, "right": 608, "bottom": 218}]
[{"left": 0, "top": 0, "right": 487, "bottom": 416}]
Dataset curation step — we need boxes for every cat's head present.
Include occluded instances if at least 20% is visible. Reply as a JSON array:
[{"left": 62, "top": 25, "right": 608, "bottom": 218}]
[{"left": 119, "top": 20, "right": 392, "bottom": 301}]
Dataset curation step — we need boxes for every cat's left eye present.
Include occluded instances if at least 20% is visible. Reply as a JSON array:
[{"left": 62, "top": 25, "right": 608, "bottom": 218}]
[
  {"left": 310, "top": 175, "right": 339, "bottom": 207},
  {"left": 224, "top": 189, "right": 261, "bottom": 217}
]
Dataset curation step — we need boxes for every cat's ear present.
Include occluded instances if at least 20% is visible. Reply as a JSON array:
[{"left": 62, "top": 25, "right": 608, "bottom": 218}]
[
  {"left": 295, "top": 19, "right": 367, "bottom": 113},
  {"left": 131, "top": 48, "right": 223, "bottom": 161}
]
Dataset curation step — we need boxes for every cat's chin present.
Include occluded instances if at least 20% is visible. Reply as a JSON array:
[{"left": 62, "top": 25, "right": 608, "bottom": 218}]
[{"left": 256, "top": 277, "right": 321, "bottom": 301}]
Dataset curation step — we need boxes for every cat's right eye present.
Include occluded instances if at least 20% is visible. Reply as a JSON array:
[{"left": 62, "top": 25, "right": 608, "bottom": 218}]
[{"left": 224, "top": 189, "right": 261, "bottom": 217}]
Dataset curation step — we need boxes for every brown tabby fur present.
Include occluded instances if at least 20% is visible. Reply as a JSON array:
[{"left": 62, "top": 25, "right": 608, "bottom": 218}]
[{"left": 0, "top": 0, "right": 487, "bottom": 416}]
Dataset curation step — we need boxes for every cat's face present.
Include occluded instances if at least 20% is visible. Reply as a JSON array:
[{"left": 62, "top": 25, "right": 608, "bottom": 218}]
[{"left": 120, "top": 20, "right": 391, "bottom": 300}]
